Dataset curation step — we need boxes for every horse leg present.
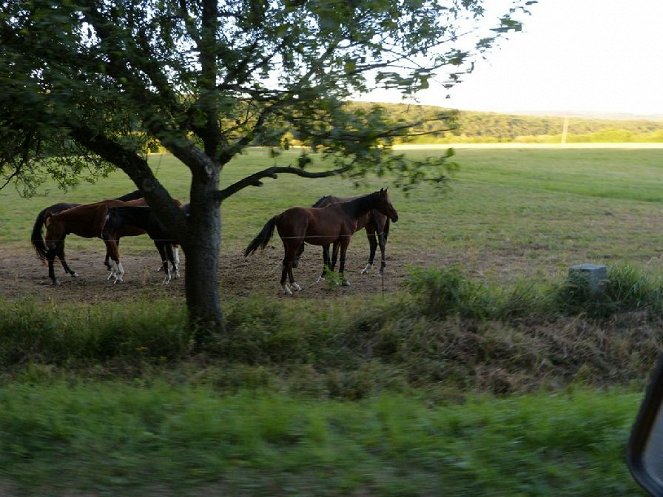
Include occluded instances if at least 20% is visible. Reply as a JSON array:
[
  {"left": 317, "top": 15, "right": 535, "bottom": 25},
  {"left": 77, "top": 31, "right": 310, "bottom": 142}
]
[
  {"left": 47, "top": 249, "right": 59, "bottom": 286},
  {"left": 339, "top": 239, "right": 350, "bottom": 286},
  {"left": 172, "top": 245, "right": 181, "bottom": 279},
  {"left": 293, "top": 242, "right": 304, "bottom": 269},
  {"left": 104, "top": 239, "right": 124, "bottom": 283},
  {"left": 331, "top": 242, "right": 340, "bottom": 272},
  {"left": 378, "top": 231, "right": 387, "bottom": 275},
  {"left": 103, "top": 239, "right": 118, "bottom": 270},
  {"left": 316, "top": 244, "right": 331, "bottom": 283},
  {"left": 280, "top": 259, "right": 293, "bottom": 295},
  {"left": 362, "top": 228, "right": 378, "bottom": 274},
  {"left": 57, "top": 242, "right": 78, "bottom": 278},
  {"left": 288, "top": 262, "right": 301, "bottom": 292},
  {"left": 281, "top": 241, "right": 302, "bottom": 294},
  {"left": 155, "top": 241, "right": 171, "bottom": 284}
]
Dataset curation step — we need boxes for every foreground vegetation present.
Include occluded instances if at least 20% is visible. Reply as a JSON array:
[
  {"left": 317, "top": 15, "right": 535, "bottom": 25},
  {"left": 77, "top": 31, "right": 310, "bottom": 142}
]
[
  {"left": 1, "top": 263, "right": 661, "bottom": 494},
  {"left": 0, "top": 382, "right": 640, "bottom": 496}
]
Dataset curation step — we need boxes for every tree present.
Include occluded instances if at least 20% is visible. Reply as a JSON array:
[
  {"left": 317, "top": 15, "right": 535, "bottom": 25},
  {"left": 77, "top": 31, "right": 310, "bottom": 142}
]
[{"left": 0, "top": 0, "right": 534, "bottom": 347}]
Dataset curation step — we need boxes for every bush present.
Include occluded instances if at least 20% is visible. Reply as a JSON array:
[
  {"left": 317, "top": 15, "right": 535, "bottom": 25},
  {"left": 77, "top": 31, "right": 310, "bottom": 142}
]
[
  {"left": 0, "top": 300, "right": 190, "bottom": 367},
  {"left": 555, "top": 263, "right": 663, "bottom": 318},
  {"left": 406, "top": 266, "right": 555, "bottom": 321},
  {"left": 406, "top": 266, "right": 492, "bottom": 319}
]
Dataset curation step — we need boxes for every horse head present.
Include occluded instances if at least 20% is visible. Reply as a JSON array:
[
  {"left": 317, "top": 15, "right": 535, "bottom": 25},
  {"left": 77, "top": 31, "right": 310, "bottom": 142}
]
[
  {"left": 375, "top": 188, "right": 399, "bottom": 222},
  {"left": 43, "top": 212, "right": 66, "bottom": 253}
]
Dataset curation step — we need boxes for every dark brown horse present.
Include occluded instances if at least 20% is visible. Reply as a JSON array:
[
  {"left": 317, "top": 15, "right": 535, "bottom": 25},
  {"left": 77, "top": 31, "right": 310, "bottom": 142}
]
[
  {"left": 244, "top": 188, "right": 398, "bottom": 294},
  {"left": 42, "top": 198, "right": 147, "bottom": 285},
  {"left": 102, "top": 205, "right": 187, "bottom": 284},
  {"left": 31, "top": 190, "right": 144, "bottom": 275},
  {"left": 312, "top": 193, "right": 391, "bottom": 277}
]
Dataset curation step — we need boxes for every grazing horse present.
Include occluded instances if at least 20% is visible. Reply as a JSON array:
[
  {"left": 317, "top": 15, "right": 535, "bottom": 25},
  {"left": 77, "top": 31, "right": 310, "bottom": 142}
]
[
  {"left": 31, "top": 190, "right": 144, "bottom": 273},
  {"left": 312, "top": 194, "right": 392, "bottom": 277},
  {"left": 244, "top": 188, "right": 398, "bottom": 295},
  {"left": 102, "top": 205, "right": 185, "bottom": 284},
  {"left": 42, "top": 198, "right": 146, "bottom": 285}
]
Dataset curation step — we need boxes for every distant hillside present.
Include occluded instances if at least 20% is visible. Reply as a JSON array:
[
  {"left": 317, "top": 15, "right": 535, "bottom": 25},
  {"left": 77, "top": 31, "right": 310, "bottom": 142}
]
[{"left": 349, "top": 102, "right": 663, "bottom": 144}]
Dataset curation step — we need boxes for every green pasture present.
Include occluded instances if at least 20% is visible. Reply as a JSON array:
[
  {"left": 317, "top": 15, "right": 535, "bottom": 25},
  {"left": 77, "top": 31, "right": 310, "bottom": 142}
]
[{"left": 4, "top": 146, "right": 663, "bottom": 285}]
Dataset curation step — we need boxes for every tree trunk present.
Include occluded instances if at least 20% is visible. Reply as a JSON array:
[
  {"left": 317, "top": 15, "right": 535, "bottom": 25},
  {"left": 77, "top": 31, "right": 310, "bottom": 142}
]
[{"left": 184, "top": 173, "right": 224, "bottom": 350}]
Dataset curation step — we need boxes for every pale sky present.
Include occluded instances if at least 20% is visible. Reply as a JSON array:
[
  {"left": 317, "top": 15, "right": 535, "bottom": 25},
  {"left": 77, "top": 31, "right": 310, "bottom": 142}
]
[{"left": 370, "top": 0, "right": 663, "bottom": 117}]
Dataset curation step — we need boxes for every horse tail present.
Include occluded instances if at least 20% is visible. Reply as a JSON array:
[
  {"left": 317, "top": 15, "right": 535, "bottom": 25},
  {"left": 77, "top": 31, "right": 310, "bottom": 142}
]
[
  {"left": 31, "top": 208, "right": 50, "bottom": 261},
  {"left": 244, "top": 216, "right": 278, "bottom": 257}
]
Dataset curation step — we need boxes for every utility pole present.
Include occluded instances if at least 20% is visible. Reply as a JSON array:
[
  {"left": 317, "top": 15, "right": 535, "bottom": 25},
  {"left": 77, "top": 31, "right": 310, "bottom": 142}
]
[{"left": 561, "top": 116, "right": 569, "bottom": 145}]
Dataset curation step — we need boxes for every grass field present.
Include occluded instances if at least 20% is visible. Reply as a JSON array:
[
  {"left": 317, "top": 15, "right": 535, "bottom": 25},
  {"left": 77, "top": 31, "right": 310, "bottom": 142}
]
[
  {"left": 1, "top": 146, "right": 662, "bottom": 495},
  {"left": 4, "top": 146, "right": 663, "bottom": 283}
]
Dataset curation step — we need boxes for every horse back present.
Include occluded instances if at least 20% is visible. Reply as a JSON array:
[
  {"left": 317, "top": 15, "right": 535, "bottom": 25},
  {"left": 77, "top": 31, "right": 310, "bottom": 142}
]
[
  {"left": 278, "top": 206, "right": 353, "bottom": 246},
  {"left": 312, "top": 195, "right": 376, "bottom": 232},
  {"left": 47, "top": 203, "right": 111, "bottom": 238},
  {"left": 106, "top": 206, "right": 169, "bottom": 240}
]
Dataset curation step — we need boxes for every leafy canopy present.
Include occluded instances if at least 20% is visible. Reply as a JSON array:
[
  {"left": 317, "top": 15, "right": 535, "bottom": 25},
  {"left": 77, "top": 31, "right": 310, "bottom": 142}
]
[{"left": 0, "top": 0, "right": 534, "bottom": 195}]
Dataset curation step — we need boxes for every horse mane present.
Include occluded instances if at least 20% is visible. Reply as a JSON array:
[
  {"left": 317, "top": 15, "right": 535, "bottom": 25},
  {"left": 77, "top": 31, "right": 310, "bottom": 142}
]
[
  {"left": 339, "top": 191, "right": 381, "bottom": 218},
  {"left": 312, "top": 195, "right": 339, "bottom": 208}
]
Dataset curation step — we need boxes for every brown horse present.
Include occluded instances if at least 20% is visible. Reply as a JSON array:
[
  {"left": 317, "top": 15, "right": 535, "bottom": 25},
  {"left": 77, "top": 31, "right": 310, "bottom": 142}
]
[
  {"left": 244, "top": 188, "right": 398, "bottom": 294},
  {"left": 31, "top": 190, "right": 144, "bottom": 274},
  {"left": 102, "top": 205, "right": 188, "bottom": 284},
  {"left": 312, "top": 193, "right": 391, "bottom": 277},
  {"left": 42, "top": 198, "right": 146, "bottom": 285}
]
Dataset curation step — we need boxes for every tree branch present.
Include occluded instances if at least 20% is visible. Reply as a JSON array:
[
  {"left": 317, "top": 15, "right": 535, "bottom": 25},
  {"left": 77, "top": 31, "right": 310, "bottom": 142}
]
[{"left": 215, "top": 164, "right": 351, "bottom": 202}]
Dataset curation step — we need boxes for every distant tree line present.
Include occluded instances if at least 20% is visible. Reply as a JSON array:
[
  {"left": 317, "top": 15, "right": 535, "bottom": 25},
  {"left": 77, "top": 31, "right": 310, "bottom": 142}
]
[
  {"left": 268, "top": 102, "right": 663, "bottom": 147},
  {"left": 145, "top": 102, "right": 663, "bottom": 153}
]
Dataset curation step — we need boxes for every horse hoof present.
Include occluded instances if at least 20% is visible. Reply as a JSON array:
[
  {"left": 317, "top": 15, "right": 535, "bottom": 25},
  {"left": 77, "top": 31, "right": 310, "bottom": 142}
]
[
  {"left": 361, "top": 264, "right": 373, "bottom": 274},
  {"left": 292, "top": 282, "right": 302, "bottom": 292},
  {"left": 342, "top": 280, "right": 350, "bottom": 287},
  {"left": 282, "top": 284, "right": 293, "bottom": 295}
]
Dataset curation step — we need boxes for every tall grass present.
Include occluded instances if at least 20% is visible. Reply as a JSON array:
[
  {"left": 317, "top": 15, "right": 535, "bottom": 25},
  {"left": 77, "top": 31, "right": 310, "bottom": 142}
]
[
  {"left": 407, "top": 262, "right": 663, "bottom": 320},
  {"left": 2, "top": 263, "right": 662, "bottom": 397},
  {"left": 0, "top": 382, "right": 644, "bottom": 496}
]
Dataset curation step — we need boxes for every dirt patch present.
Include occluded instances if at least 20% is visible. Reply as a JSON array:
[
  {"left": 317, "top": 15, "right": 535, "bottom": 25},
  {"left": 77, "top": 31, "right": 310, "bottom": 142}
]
[{"left": 0, "top": 242, "right": 423, "bottom": 304}]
